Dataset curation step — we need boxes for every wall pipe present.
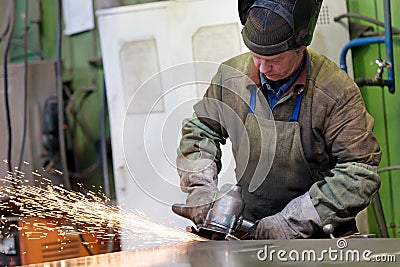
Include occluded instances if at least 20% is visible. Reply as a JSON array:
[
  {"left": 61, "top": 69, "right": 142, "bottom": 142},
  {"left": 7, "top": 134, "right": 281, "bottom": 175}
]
[
  {"left": 339, "top": 0, "right": 395, "bottom": 93},
  {"left": 3, "top": 1, "right": 15, "bottom": 174},
  {"left": 384, "top": 0, "right": 395, "bottom": 93},
  {"left": 340, "top": 36, "right": 385, "bottom": 72},
  {"left": 334, "top": 12, "right": 400, "bottom": 35},
  {"left": 56, "top": 0, "right": 71, "bottom": 189}
]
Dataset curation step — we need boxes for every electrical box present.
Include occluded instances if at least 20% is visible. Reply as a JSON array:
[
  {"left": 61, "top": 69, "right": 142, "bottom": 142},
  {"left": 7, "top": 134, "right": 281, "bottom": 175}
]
[{"left": 18, "top": 217, "right": 120, "bottom": 265}]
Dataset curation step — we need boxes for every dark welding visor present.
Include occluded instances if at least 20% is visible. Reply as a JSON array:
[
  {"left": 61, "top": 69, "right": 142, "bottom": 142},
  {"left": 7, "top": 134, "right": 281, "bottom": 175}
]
[{"left": 240, "top": 0, "right": 323, "bottom": 55}]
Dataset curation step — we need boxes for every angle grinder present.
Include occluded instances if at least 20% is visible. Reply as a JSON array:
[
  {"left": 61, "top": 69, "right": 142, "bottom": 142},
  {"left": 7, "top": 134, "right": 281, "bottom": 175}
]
[{"left": 186, "top": 184, "right": 255, "bottom": 240}]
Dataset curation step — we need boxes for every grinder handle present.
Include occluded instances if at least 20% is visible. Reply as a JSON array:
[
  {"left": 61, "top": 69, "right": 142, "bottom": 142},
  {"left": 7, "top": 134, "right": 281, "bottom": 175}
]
[{"left": 237, "top": 218, "right": 256, "bottom": 235}]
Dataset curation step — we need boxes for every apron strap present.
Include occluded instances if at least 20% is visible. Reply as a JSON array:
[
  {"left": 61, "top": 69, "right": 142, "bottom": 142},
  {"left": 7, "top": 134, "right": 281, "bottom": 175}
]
[
  {"left": 288, "top": 93, "right": 303, "bottom": 122},
  {"left": 248, "top": 87, "right": 303, "bottom": 121},
  {"left": 249, "top": 88, "right": 257, "bottom": 114},
  {"left": 288, "top": 53, "right": 309, "bottom": 122},
  {"left": 249, "top": 52, "right": 309, "bottom": 118}
]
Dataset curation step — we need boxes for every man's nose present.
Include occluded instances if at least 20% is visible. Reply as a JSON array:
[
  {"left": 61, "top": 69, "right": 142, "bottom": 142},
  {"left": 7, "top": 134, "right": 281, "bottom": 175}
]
[{"left": 259, "top": 61, "right": 272, "bottom": 73}]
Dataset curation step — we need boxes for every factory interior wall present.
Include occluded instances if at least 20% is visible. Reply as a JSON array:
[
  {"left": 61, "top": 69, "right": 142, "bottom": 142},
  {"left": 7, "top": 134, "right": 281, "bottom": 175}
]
[
  {"left": 347, "top": 0, "right": 400, "bottom": 238},
  {"left": 27, "top": 0, "right": 169, "bottom": 201},
  {"left": 4, "top": 0, "right": 117, "bottom": 199},
  {"left": 2, "top": 0, "right": 399, "bottom": 237}
]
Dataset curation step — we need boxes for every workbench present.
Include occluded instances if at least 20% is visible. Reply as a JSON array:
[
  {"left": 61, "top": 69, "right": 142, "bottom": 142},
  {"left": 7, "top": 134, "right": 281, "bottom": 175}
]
[{"left": 22, "top": 238, "right": 400, "bottom": 267}]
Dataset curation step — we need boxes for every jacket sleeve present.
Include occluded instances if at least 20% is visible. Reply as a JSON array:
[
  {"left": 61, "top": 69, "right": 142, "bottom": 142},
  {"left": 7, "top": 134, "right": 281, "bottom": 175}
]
[
  {"left": 177, "top": 70, "right": 229, "bottom": 193},
  {"left": 309, "top": 84, "right": 381, "bottom": 229},
  {"left": 177, "top": 116, "right": 225, "bottom": 192},
  {"left": 309, "top": 162, "right": 380, "bottom": 228}
]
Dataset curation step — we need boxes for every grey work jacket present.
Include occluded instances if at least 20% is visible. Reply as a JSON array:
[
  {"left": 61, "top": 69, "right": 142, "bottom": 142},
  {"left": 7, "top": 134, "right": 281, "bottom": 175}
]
[{"left": 178, "top": 50, "right": 382, "bottom": 233}]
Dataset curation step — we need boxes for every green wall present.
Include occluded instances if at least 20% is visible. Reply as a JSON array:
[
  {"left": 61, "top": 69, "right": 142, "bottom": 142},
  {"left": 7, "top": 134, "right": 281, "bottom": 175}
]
[{"left": 348, "top": 0, "right": 400, "bottom": 237}]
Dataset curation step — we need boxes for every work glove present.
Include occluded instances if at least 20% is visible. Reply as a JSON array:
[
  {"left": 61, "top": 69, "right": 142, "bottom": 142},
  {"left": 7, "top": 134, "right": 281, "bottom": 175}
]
[
  {"left": 172, "top": 185, "right": 217, "bottom": 225},
  {"left": 173, "top": 157, "right": 219, "bottom": 225},
  {"left": 254, "top": 192, "right": 323, "bottom": 239}
]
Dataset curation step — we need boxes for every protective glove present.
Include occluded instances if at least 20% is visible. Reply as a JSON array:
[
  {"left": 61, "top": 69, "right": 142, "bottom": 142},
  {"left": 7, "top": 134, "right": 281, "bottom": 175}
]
[
  {"left": 174, "top": 157, "right": 219, "bottom": 225},
  {"left": 254, "top": 192, "right": 322, "bottom": 239},
  {"left": 172, "top": 186, "right": 217, "bottom": 225}
]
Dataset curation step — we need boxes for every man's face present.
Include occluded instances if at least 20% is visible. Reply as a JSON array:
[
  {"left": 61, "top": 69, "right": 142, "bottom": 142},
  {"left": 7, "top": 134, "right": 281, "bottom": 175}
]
[{"left": 250, "top": 46, "right": 305, "bottom": 81}]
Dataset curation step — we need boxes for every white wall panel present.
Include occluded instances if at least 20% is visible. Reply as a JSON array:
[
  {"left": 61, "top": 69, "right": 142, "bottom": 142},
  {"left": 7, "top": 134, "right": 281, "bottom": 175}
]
[
  {"left": 120, "top": 38, "right": 164, "bottom": 114},
  {"left": 310, "top": 0, "right": 353, "bottom": 77}
]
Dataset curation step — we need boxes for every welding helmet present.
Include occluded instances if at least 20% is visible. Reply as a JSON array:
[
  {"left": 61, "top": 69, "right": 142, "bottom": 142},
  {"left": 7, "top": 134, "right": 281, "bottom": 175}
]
[{"left": 240, "top": 0, "right": 323, "bottom": 56}]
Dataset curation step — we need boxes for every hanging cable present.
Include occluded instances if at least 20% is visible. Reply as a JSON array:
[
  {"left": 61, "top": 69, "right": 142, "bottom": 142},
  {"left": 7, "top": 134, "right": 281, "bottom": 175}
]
[
  {"left": 3, "top": 1, "right": 15, "bottom": 174},
  {"left": 378, "top": 165, "right": 400, "bottom": 173},
  {"left": 56, "top": 0, "right": 71, "bottom": 189},
  {"left": 88, "top": 58, "right": 112, "bottom": 201},
  {"left": 334, "top": 13, "right": 400, "bottom": 35},
  {"left": 17, "top": 0, "right": 29, "bottom": 172}
]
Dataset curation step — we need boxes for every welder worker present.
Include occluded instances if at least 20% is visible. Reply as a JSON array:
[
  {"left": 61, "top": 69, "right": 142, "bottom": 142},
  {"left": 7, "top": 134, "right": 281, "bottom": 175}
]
[{"left": 172, "top": 0, "right": 381, "bottom": 239}]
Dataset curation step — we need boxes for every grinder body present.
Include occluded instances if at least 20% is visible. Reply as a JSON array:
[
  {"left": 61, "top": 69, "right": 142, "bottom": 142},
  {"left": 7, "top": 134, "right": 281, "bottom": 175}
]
[{"left": 194, "top": 185, "right": 254, "bottom": 240}]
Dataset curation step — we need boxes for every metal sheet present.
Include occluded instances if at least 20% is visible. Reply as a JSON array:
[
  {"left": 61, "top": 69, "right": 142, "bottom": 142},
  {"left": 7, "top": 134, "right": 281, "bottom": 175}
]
[{"left": 22, "top": 239, "right": 400, "bottom": 267}]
